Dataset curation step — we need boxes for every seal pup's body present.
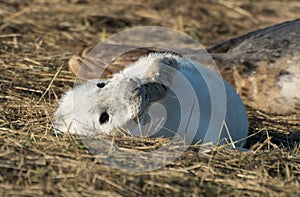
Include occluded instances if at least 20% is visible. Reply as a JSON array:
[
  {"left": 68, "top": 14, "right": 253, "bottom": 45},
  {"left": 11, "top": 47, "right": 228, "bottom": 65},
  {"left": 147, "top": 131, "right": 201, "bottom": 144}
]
[{"left": 54, "top": 53, "right": 248, "bottom": 147}]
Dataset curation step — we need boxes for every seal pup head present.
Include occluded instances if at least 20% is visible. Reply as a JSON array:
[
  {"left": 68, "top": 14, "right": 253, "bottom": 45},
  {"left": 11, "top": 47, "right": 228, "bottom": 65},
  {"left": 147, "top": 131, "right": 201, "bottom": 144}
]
[
  {"left": 54, "top": 54, "right": 179, "bottom": 136},
  {"left": 54, "top": 77, "right": 150, "bottom": 135}
]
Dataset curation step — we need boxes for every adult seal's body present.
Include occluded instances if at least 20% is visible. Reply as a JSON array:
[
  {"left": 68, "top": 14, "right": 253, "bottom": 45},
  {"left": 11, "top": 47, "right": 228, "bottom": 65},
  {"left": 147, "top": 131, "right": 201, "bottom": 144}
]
[
  {"left": 208, "top": 19, "right": 300, "bottom": 114},
  {"left": 54, "top": 53, "right": 248, "bottom": 147}
]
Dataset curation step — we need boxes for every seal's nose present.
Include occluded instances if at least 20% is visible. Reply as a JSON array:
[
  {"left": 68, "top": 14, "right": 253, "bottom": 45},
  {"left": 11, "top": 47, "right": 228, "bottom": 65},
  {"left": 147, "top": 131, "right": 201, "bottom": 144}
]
[
  {"left": 125, "top": 78, "right": 146, "bottom": 98},
  {"left": 127, "top": 77, "right": 142, "bottom": 92},
  {"left": 115, "top": 77, "right": 146, "bottom": 98}
]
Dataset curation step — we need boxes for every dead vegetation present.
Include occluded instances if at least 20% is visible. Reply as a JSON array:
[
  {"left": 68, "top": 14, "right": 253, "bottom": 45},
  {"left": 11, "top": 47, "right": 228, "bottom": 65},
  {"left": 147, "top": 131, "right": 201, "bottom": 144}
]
[{"left": 0, "top": 0, "right": 300, "bottom": 196}]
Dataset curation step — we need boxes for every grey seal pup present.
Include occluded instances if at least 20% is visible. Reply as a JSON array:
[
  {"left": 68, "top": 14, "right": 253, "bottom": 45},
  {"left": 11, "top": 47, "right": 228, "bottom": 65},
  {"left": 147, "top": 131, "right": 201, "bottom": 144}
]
[{"left": 54, "top": 53, "right": 248, "bottom": 147}]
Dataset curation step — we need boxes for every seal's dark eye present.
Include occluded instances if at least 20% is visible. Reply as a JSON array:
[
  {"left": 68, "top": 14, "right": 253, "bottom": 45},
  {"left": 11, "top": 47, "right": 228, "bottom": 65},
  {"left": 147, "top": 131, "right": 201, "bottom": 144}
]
[
  {"left": 97, "top": 82, "right": 106, "bottom": 88},
  {"left": 99, "top": 112, "right": 109, "bottom": 124}
]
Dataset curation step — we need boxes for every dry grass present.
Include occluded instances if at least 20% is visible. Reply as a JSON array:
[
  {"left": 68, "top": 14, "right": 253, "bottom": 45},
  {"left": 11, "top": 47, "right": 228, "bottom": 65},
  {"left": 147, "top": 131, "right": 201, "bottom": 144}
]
[{"left": 0, "top": 0, "right": 300, "bottom": 196}]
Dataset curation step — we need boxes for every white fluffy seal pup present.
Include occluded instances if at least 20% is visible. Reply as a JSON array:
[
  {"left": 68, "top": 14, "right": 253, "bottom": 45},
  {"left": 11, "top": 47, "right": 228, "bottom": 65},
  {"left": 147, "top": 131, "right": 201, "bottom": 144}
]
[{"left": 54, "top": 52, "right": 248, "bottom": 147}]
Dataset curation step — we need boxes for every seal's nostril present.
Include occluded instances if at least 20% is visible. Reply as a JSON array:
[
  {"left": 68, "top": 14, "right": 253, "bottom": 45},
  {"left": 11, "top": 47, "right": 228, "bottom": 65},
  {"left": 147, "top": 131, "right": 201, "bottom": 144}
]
[
  {"left": 133, "top": 88, "right": 141, "bottom": 96},
  {"left": 130, "top": 77, "right": 142, "bottom": 85},
  {"left": 129, "top": 79, "right": 139, "bottom": 87}
]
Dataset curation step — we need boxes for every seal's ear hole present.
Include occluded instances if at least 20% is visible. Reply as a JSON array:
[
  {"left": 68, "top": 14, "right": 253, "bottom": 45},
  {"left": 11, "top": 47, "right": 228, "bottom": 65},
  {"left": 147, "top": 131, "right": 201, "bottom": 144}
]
[
  {"left": 99, "top": 112, "right": 109, "bottom": 124},
  {"left": 97, "top": 82, "right": 106, "bottom": 88}
]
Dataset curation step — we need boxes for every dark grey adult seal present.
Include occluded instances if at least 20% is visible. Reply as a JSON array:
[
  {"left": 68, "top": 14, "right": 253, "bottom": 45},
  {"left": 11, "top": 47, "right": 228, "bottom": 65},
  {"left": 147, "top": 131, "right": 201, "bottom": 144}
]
[{"left": 208, "top": 19, "right": 300, "bottom": 114}]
